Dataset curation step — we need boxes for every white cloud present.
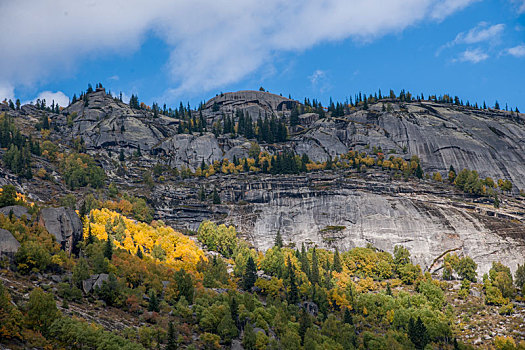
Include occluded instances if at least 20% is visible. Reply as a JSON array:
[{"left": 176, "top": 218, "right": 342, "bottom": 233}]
[
  {"left": 309, "top": 70, "right": 326, "bottom": 85},
  {"left": 30, "top": 91, "right": 70, "bottom": 107},
  {"left": 453, "top": 22, "right": 505, "bottom": 45},
  {"left": 510, "top": 0, "right": 525, "bottom": 13},
  {"left": 308, "top": 70, "right": 330, "bottom": 93},
  {"left": 505, "top": 44, "right": 525, "bottom": 57},
  {"left": 455, "top": 48, "right": 489, "bottom": 63},
  {"left": 0, "top": 0, "right": 478, "bottom": 99},
  {"left": 437, "top": 22, "right": 505, "bottom": 56},
  {"left": 0, "top": 82, "right": 14, "bottom": 102},
  {"left": 430, "top": 0, "right": 479, "bottom": 21}
]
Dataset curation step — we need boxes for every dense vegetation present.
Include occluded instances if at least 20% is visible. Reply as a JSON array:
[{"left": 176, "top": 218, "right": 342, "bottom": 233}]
[
  {"left": 1, "top": 183, "right": 524, "bottom": 349},
  {"left": 0, "top": 114, "right": 41, "bottom": 179}
]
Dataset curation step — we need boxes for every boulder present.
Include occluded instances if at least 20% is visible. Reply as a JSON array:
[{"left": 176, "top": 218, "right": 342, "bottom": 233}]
[
  {"left": 301, "top": 301, "right": 319, "bottom": 316},
  {"left": 0, "top": 205, "right": 29, "bottom": 219},
  {"left": 0, "top": 228, "right": 20, "bottom": 259},
  {"left": 39, "top": 207, "right": 82, "bottom": 255},
  {"left": 82, "top": 273, "right": 109, "bottom": 294}
]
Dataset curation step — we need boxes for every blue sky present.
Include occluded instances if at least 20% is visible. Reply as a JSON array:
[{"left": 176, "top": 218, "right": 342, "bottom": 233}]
[{"left": 1, "top": 0, "right": 524, "bottom": 110}]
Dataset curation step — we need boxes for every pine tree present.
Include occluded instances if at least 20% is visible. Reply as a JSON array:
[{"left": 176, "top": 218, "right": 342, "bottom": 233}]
[
  {"left": 415, "top": 163, "right": 423, "bottom": 179},
  {"left": 287, "top": 256, "right": 299, "bottom": 304},
  {"left": 344, "top": 308, "right": 353, "bottom": 325},
  {"left": 166, "top": 320, "right": 177, "bottom": 350},
  {"left": 274, "top": 230, "right": 283, "bottom": 248},
  {"left": 243, "top": 256, "right": 257, "bottom": 290},
  {"left": 230, "top": 295, "right": 239, "bottom": 327},
  {"left": 42, "top": 115, "right": 49, "bottom": 129},
  {"left": 290, "top": 106, "right": 300, "bottom": 126},
  {"left": 212, "top": 189, "right": 221, "bottom": 204},
  {"left": 298, "top": 309, "right": 311, "bottom": 345},
  {"left": 148, "top": 290, "right": 160, "bottom": 312},
  {"left": 333, "top": 247, "right": 342, "bottom": 272},
  {"left": 243, "top": 323, "right": 256, "bottom": 350},
  {"left": 408, "top": 316, "right": 429, "bottom": 350},
  {"left": 300, "top": 243, "right": 310, "bottom": 278},
  {"left": 104, "top": 237, "right": 113, "bottom": 260},
  {"left": 310, "top": 247, "right": 319, "bottom": 284},
  {"left": 119, "top": 149, "right": 125, "bottom": 162},
  {"left": 199, "top": 187, "right": 206, "bottom": 201},
  {"left": 136, "top": 246, "right": 143, "bottom": 259},
  {"left": 86, "top": 224, "right": 94, "bottom": 245},
  {"left": 386, "top": 283, "right": 392, "bottom": 296}
]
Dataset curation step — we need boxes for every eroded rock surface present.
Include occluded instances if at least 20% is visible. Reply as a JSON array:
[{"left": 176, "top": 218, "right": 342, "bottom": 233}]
[
  {"left": 153, "top": 172, "right": 525, "bottom": 278},
  {"left": 0, "top": 205, "right": 29, "bottom": 219},
  {"left": 0, "top": 228, "right": 20, "bottom": 258},
  {"left": 39, "top": 207, "right": 83, "bottom": 255}
]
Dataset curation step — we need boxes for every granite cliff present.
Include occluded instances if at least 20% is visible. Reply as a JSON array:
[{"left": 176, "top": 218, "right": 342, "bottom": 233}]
[{"left": 2, "top": 88, "right": 525, "bottom": 278}]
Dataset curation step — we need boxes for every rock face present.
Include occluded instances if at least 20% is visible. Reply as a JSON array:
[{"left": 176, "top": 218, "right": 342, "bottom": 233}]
[
  {"left": 153, "top": 133, "right": 223, "bottom": 169},
  {"left": 10, "top": 89, "right": 525, "bottom": 278},
  {"left": 39, "top": 207, "right": 83, "bottom": 255},
  {"left": 82, "top": 273, "right": 109, "bottom": 294},
  {"left": 205, "top": 90, "right": 297, "bottom": 117},
  {"left": 61, "top": 88, "right": 178, "bottom": 156},
  {"left": 153, "top": 172, "right": 525, "bottom": 278},
  {"left": 293, "top": 102, "right": 525, "bottom": 190},
  {"left": 0, "top": 228, "right": 20, "bottom": 259},
  {"left": 0, "top": 205, "right": 29, "bottom": 219},
  {"left": 58, "top": 90, "right": 525, "bottom": 190}
]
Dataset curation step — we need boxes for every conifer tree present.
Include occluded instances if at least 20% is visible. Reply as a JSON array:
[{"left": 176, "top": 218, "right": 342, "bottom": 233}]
[
  {"left": 310, "top": 247, "right": 319, "bottom": 284},
  {"left": 212, "top": 189, "right": 221, "bottom": 204},
  {"left": 86, "top": 223, "right": 94, "bottom": 245},
  {"left": 166, "top": 320, "right": 177, "bottom": 350},
  {"left": 415, "top": 163, "right": 423, "bottom": 179},
  {"left": 287, "top": 256, "right": 299, "bottom": 305},
  {"left": 298, "top": 309, "right": 311, "bottom": 345},
  {"left": 300, "top": 243, "right": 310, "bottom": 278},
  {"left": 408, "top": 316, "right": 429, "bottom": 350},
  {"left": 148, "top": 290, "right": 160, "bottom": 312},
  {"left": 243, "top": 256, "right": 257, "bottom": 290},
  {"left": 344, "top": 308, "right": 353, "bottom": 325},
  {"left": 104, "top": 237, "right": 113, "bottom": 260},
  {"left": 290, "top": 106, "right": 300, "bottom": 126},
  {"left": 274, "top": 230, "right": 283, "bottom": 248},
  {"left": 333, "top": 247, "right": 342, "bottom": 273},
  {"left": 230, "top": 295, "right": 239, "bottom": 327}
]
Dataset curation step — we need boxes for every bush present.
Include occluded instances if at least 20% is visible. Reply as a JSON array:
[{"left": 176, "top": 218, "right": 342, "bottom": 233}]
[
  {"left": 57, "top": 283, "right": 82, "bottom": 302},
  {"left": 0, "top": 184, "right": 18, "bottom": 207},
  {"left": 61, "top": 152, "right": 106, "bottom": 189},
  {"left": 15, "top": 241, "right": 52, "bottom": 274},
  {"left": 49, "top": 317, "right": 144, "bottom": 349},
  {"left": 197, "top": 221, "right": 237, "bottom": 257},
  {"left": 25, "top": 288, "right": 59, "bottom": 334},
  {"left": 398, "top": 263, "right": 422, "bottom": 285},
  {"left": 0, "top": 283, "right": 23, "bottom": 340},
  {"left": 457, "top": 256, "right": 477, "bottom": 282}
]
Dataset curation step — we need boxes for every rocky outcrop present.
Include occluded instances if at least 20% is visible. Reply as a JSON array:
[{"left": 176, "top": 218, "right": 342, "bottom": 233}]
[
  {"left": 61, "top": 89, "right": 178, "bottom": 155},
  {"left": 39, "top": 207, "right": 83, "bottom": 255},
  {"left": 153, "top": 172, "right": 525, "bottom": 278},
  {"left": 82, "top": 273, "right": 109, "bottom": 294},
  {"left": 0, "top": 228, "right": 20, "bottom": 259},
  {"left": 0, "top": 205, "right": 29, "bottom": 219},
  {"left": 293, "top": 102, "right": 525, "bottom": 189},
  {"left": 56, "top": 90, "right": 525, "bottom": 191},
  {"left": 153, "top": 133, "right": 223, "bottom": 170},
  {"left": 204, "top": 90, "right": 297, "bottom": 117}
]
